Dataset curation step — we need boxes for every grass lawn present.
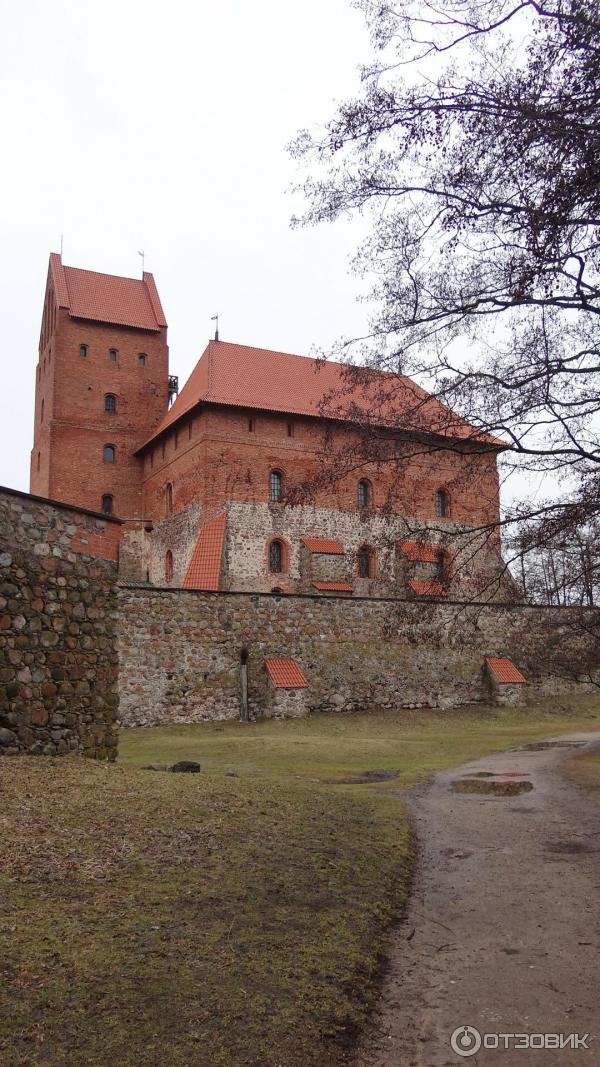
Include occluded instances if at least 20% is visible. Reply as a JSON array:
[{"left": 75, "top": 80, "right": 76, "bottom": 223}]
[{"left": 1, "top": 697, "right": 599, "bottom": 1067}]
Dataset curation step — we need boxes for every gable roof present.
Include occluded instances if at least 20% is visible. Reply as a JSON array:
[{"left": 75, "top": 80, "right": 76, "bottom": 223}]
[
  {"left": 48, "top": 253, "right": 167, "bottom": 331},
  {"left": 138, "top": 340, "right": 505, "bottom": 451}
]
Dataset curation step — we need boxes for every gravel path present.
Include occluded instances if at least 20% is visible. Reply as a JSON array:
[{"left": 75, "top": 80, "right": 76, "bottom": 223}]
[{"left": 354, "top": 732, "right": 600, "bottom": 1066}]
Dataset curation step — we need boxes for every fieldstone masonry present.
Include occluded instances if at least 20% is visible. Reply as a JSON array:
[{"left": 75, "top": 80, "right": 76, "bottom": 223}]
[
  {"left": 0, "top": 487, "right": 119, "bottom": 758},
  {"left": 117, "top": 586, "right": 600, "bottom": 727}
]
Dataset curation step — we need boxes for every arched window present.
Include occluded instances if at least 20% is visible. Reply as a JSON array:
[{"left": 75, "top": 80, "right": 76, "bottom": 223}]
[
  {"left": 165, "top": 551, "right": 173, "bottom": 582},
  {"left": 109, "top": 349, "right": 118, "bottom": 362},
  {"left": 435, "top": 488, "right": 449, "bottom": 518},
  {"left": 358, "top": 480, "right": 371, "bottom": 508},
  {"left": 79, "top": 344, "right": 88, "bottom": 358},
  {"left": 357, "top": 545, "right": 375, "bottom": 579},
  {"left": 166, "top": 482, "right": 173, "bottom": 516},
  {"left": 138, "top": 353, "right": 147, "bottom": 366},
  {"left": 105, "top": 393, "right": 117, "bottom": 414},
  {"left": 269, "top": 470, "right": 283, "bottom": 503},
  {"left": 101, "top": 495, "right": 113, "bottom": 515},
  {"left": 269, "top": 539, "right": 283, "bottom": 573},
  {"left": 103, "top": 444, "right": 115, "bottom": 464}
]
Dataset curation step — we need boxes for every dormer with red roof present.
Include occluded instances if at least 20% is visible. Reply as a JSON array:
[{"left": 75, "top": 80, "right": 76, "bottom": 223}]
[{"left": 30, "top": 253, "right": 170, "bottom": 519}]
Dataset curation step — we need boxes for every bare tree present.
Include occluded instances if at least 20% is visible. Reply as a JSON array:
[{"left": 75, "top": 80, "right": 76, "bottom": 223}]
[{"left": 291, "top": 1, "right": 600, "bottom": 553}]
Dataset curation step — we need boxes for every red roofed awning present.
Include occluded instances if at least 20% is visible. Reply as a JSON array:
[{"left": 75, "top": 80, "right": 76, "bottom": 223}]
[
  {"left": 409, "top": 579, "right": 448, "bottom": 598},
  {"left": 485, "top": 657, "right": 528, "bottom": 684},
  {"left": 265, "top": 659, "right": 308, "bottom": 689},
  {"left": 312, "top": 582, "right": 353, "bottom": 593},
  {"left": 183, "top": 513, "right": 226, "bottom": 591},
  {"left": 399, "top": 541, "right": 439, "bottom": 563},
  {"left": 302, "top": 537, "right": 344, "bottom": 554}
]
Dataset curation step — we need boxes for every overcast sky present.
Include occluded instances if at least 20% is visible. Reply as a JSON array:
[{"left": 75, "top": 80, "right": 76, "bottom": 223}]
[{"left": 1, "top": 0, "right": 373, "bottom": 493}]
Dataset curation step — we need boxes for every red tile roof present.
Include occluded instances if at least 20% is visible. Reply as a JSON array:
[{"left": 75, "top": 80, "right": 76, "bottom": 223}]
[
  {"left": 265, "top": 658, "right": 308, "bottom": 689},
  {"left": 302, "top": 537, "right": 344, "bottom": 554},
  {"left": 399, "top": 541, "right": 440, "bottom": 563},
  {"left": 409, "top": 579, "right": 448, "bottom": 598},
  {"left": 183, "top": 513, "right": 226, "bottom": 591},
  {"left": 485, "top": 657, "right": 528, "bottom": 684},
  {"left": 138, "top": 340, "right": 505, "bottom": 450},
  {"left": 49, "top": 252, "right": 166, "bottom": 331},
  {"left": 312, "top": 582, "right": 354, "bottom": 593}
]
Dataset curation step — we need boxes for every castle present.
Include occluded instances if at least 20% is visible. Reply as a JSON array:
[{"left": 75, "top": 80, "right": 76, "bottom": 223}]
[{"left": 30, "top": 253, "right": 510, "bottom": 601}]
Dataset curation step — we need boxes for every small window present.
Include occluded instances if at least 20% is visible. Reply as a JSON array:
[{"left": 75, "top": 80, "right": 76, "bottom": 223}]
[
  {"left": 109, "top": 349, "right": 118, "bottom": 362},
  {"left": 37, "top": 452, "right": 41, "bottom": 472},
  {"left": 435, "top": 489, "right": 449, "bottom": 518},
  {"left": 435, "top": 550, "right": 447, "bottom": 583},
  {"left": 101, "top": 495, "right": 113, "bottom": 515},
  {"left": 103, "top": 444, "right": 115, "bottom": 464},
  {"left": 287, "top": 422, "right": 294, "bottom": 438},
  {"left": 138, "top": 353, "right": 147, "bottom": 366},
  {"left": 248, "top": 417, "right": 255, "bottom": 433},
  {"left": 269, "top": 539, "right": 283, "bottom": 573},
  {"left": 358, "top": 480, "right": 370, "bottom": 508},
  {"left": 357, "top": 546, "right": 373, "bottom": 579},
  {"left": 166, "top": 482, "right": 173, "bottom": 516},
  {"left": 79, "top": 344, "right": 88, "bottom": 358},
  {"left": 161, "top": 441, "right": 165, "bottom": 460},
  {"left": 40, "top": 398, "right": 44, "bottom": 423},
  {"left": 105, "top": 393, "right": 117, "bottom": 414},
  {"left": 165, "top": 550, "right": 173, "bottom": 582},
  {"left": 269, "top": 470, "right": 282, "bottom": 503}
]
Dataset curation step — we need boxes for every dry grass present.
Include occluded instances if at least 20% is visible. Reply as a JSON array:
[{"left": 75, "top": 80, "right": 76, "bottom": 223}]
[{"left": 1, "top": 696, "right": 599, "bottom": 1067}]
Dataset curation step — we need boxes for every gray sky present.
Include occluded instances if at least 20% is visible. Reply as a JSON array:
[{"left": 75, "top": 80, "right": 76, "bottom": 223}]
[{"left": 1, "top": 0, "right": 371, "bottom": 493}]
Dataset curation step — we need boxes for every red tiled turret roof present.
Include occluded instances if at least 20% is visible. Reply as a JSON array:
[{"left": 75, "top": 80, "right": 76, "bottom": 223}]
[
  {"left": 138, "top": 340, "right": 506, "bottom": 450},
  {"left": 49, "top": 253, "right": 167, "bottom": 331}
]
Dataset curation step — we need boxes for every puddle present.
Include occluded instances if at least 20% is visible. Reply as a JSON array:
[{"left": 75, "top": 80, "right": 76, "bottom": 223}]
[
  {"left": 323, "top": 768, "right": 400, "bottom": 785},
  {"left": 452, "top": 778, "right": 534, "bottom": 796},
  {"left": 518, "top": 741, "right": 586, "bottom": 752}
]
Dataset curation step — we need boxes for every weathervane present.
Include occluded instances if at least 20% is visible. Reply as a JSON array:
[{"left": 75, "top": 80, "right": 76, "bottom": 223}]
[{"left": 211, "top": 313, "right": 219, "bottom": 341}]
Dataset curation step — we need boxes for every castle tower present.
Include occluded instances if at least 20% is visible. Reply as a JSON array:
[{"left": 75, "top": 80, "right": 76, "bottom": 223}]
[{"left": 30, "top": 253, "right": 170, "bottom": 519}]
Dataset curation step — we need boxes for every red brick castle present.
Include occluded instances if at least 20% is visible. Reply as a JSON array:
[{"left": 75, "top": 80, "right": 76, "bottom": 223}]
[{"left": 31, "top": 254, "right": 509, "bottom": 599}]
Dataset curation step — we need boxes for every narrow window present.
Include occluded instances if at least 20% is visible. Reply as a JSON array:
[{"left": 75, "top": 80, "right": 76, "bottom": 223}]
[
  {"left": 435, "top": 489, "right": 449, "bottom": 518},
  {"left": 105, "top": 393, "right": 117, "bottom": 414},
  {"left": 435, "top": 550, "right": 447, "bottom": 583},
  {"left": 138, "top": 353, "right": 147, "bottom": 366},
  {"left": 358, "top": 546, "right": 372, "bottom": 578},
  {"left": 269, "top": 539, "right": 283, "bottom": 573},
  {"left": 165, "top": 550, "right": 173, "bottom": 582},
  {"left": 101, "top": 494, "right": 113, "bottom": 515},
  {"left": 166, "top": 482, "right": 173, "bottom": 516},
  {"left": 358, "top": 480, "right": 370, "bottom": 508},
  {"left": 109, "top": 349, "right": 118, "bottom": 362},
  {"left": 269, "top": 470, "right": 282, "bottom": 503},
  {"left": 79, "top": 344, "right": 88, "bottom": 358},
  {"left": 37, "top": 452, "right": 41, "bottom": 472},
  {"left": 103, "top": 444, "right": 115, "bottom": 464},
  {"left": 40, "top": 398, "right": 44, "bottom": 422},
  {"left": 248, "top": 417, "right": 255, "bottom": 433},
  {"left": 287, "top": 421, "right": 294, "bottom": 438},
  {"left": 161, "top": 441, "right": 165, "bottom": 460}
]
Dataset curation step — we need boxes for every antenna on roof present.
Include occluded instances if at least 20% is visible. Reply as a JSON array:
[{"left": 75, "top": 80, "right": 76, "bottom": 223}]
[
  {"left": 211, "top": 313, "right": 219, "bottom": 341},
  {"left": 138, "top": 250, "right": 145, "bottom": 277}
]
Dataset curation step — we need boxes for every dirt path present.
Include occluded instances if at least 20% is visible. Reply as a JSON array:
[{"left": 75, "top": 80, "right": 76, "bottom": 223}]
[{"left": 354, "top": 732, "right": 600, "bottom": 1066}]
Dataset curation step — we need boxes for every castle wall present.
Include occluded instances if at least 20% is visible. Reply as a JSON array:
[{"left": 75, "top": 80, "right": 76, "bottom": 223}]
[
  {"left": 0, "top": 487, "right": 120, "bottom": 758},
  {"left": 117, "top": 586, "right": 599, "bottom": 727}
]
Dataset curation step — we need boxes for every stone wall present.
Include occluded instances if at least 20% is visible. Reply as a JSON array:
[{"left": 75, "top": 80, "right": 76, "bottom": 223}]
[
  {"left": 117, "top": 586, "right": 599, "bottom": 727},
  {"left": 0, "top": 487, "right": 120, "bottom": 758}
]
